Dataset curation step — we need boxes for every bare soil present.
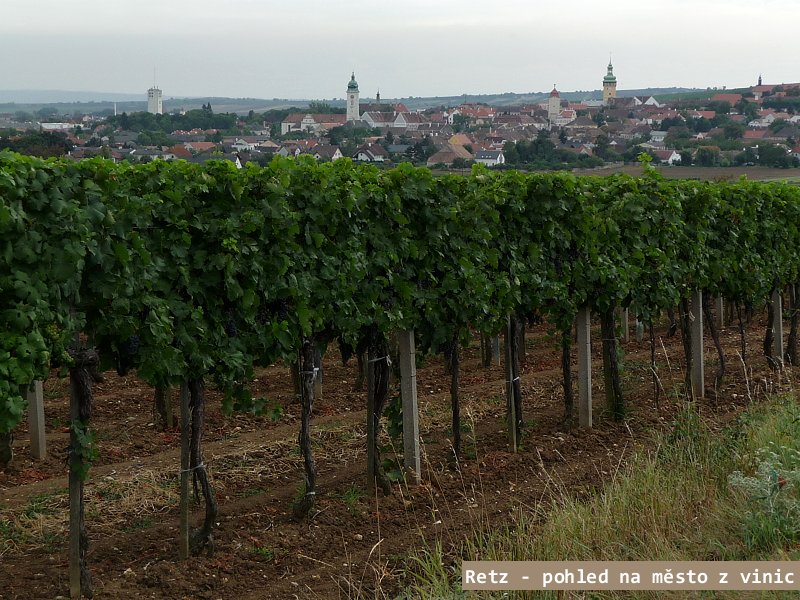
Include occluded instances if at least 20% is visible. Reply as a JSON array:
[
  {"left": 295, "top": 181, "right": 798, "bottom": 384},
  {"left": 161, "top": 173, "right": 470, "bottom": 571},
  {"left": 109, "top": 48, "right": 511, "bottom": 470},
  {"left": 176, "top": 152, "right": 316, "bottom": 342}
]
[
  {"left": 572, "top": 164, "right": 800, "bottom": 182},
  {"left": 0, "top": 314, "right": 789, "bottom": 599}
]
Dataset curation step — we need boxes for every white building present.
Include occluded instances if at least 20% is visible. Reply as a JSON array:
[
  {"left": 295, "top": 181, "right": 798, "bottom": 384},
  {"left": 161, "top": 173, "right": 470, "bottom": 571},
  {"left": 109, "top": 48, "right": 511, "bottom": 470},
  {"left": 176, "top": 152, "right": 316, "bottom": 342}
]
[
  {"left": 346, "top": 73, "right": 360, "bottom": 122},
  {"left": 474, "top": 150, "right": 505, "bottom": 167},
  {"left": 147, "top": 87, "right": 163, "bottom": 115}
]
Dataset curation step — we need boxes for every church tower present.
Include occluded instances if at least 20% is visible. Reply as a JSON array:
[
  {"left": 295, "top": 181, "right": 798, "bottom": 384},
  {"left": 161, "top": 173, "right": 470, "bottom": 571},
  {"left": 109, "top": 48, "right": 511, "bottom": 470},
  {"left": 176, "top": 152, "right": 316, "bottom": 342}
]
[
  {"left": 602, "top": 60, "right": 617, "bottom": 105},
  {"left": 346, "top": 72, "right": 360, "bottom": 122},
  {"left": 548, "top": 86, "right": 561, "bottom": 125}
]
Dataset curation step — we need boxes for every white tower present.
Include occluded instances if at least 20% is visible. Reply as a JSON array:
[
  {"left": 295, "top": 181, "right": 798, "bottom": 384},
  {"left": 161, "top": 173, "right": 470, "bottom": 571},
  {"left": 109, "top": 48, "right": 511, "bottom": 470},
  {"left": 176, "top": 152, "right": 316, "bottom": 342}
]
[
  {"left": 346, "top": 72, "right": 360, "bottom": 122},
  {"left": 147, "top": 86, "right": 163, "bottom": 115},
  {"left": 548, "top": 85, "right": 560, "bottom": 125}
]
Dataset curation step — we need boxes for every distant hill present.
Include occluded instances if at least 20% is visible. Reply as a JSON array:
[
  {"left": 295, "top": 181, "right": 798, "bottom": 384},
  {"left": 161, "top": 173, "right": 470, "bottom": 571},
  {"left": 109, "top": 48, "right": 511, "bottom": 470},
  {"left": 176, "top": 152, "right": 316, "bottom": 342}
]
[{"left": 0, "top": 87, "right": 712, "bottom": 115}]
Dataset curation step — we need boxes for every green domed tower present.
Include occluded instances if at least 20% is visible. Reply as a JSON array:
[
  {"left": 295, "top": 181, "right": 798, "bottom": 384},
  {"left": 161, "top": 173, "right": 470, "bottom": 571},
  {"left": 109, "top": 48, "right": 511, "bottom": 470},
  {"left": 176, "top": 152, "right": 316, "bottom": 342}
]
[
  {"left": 346, "top": 72, "right": 360, "bottom": 122},
  {"left": 603, "top": 61, "right": 617, "bottom": 105}
]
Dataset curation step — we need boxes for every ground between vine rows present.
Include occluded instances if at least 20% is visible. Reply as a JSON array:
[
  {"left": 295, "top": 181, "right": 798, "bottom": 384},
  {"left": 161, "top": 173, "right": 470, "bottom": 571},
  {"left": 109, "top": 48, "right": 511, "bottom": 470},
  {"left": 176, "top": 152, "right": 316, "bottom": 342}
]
[{"left": 0, "top": 315, "right": 787, "bottom": 599}]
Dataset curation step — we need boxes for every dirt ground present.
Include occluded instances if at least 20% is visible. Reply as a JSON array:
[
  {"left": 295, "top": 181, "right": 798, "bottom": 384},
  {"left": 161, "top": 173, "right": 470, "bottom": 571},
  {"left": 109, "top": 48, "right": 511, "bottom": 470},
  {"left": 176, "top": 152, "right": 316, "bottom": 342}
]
[
  {"left": 572, "top": 164, "right": 800, "bottom": 182},
  {"left": 0, "top": 311, "right": 789, "bottom": 599}
]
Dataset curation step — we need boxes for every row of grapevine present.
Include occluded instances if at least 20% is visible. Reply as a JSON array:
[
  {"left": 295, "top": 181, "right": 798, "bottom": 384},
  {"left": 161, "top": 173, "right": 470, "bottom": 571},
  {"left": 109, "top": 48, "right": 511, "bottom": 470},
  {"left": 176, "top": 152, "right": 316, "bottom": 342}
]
[
  {"left": 3, "top": 151, "right": 800, "bottom": 596},
  {"left": 5, "top": 151, "right": 800, "bottom": 467}
]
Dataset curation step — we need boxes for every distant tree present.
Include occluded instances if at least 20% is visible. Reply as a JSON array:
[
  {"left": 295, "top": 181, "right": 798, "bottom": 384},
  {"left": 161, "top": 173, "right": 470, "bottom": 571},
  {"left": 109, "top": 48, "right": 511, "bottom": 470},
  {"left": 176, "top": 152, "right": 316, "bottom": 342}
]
[
  {"left": 660, "top": 116, "right": 685, "bottom": 131},
  {"left": 451, "top": 113, "right": 471, "bottom": 133},
  {"left": 723, "top": 122, "right": 745, "bottom": 140},
  {"left": 707, "top": 100, "right": 731, "bottom": 114},
  {"left": 758, "top": 143, "right": 795, "bottom": 168},
  {"left": 689, "top": 117, "right": 712, "bottom": 133},
  {"left": 558, "top": 128, "right": 568, "bottom": 144},
  {"left": 14, "top": 111, "right": 34, "bottom": 122},
  {"left": 769, "top": 118, "right": 789, "bottom": 132},
  {"left": 594, "top": 133, "right": 611, "bottom": 158},
  {"left": 502, "top": 141, "right": 519, "bottom": 164},
  {"left": 136, "top": 130, "right": 175, "bottom": 147},
  {"left": 307, "top": 101, "right": 345, "bottom": 114},
  {"left": 0, "top": 130, "right": 72, "bottom": 157},
  {"left": 679, "top": 149, "right": 693, "bottom": 165},
  {"left": 735, "top": 98, "right": 759, "bottom": 121},
  {"left": 695, "top": 146, "right": 720, "bottom": 166},
  {"left": 761, "top": 96, "right": 800, "bottom": 113},
  {"left": 35, "top": 106, "right": 59, "bottom": 120},
  {"left": 407, "top": 137, "right": 437, "bottom": 164},
  {"left": 733, "top": 146, "right": 758, "bottom": 166},
  {"left": 451, "top": 157, "right": 474, "bottom": 169}
]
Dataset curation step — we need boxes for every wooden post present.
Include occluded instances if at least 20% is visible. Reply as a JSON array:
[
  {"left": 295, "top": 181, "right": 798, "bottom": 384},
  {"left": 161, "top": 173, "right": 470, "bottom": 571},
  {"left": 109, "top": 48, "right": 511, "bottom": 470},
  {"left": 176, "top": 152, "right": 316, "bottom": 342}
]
[
  {"left": 312, "top": 345, "right": 323, "bottom": 400},
  {"left": 622, "top": 308, "right": 630, "bottom": 343},
  {"left": 577, "top": 306, "right": 592, "bottom": 428},
  {"left": 492, "top": 335, "right": 500, "bottom": 366},
  {"left": 398, "top": 329, "right": 420, "bottom": 484},
  {"left": 68, "top": 376, "right": 81, "bottom": 599},
  {"left": 691, "top": 290, "right": 705, "bottom": 399},
  {"left": 27, "top": 380, "right": 46, "bottom": 459},
  {"left": 366, "top": 348, "right": 377, "bottom": 488},
  {"left": 716, "top": 295, "right": 724, "bottom": 329},
  {"left": 772, "top": 288, "right": 784, "bottom": 370},
  {"left": 178, "top": 382, "right": 190, "bottom": 560},
  {"left": 504, "top": 317, "right": 517, "bottom": 451}
]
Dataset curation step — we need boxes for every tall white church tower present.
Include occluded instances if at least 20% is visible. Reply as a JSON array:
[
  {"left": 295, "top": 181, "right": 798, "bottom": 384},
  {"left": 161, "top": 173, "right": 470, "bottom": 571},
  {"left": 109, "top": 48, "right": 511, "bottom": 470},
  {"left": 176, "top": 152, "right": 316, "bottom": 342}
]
[
  {"left": 147, "top": 86, "right": 163, "bottom": 114},
  {"left": 547, "top": 85, "right": 560, "bottom": 126},
  {"left": 346, "top": 72, "right": 360, "bottom": 122}
]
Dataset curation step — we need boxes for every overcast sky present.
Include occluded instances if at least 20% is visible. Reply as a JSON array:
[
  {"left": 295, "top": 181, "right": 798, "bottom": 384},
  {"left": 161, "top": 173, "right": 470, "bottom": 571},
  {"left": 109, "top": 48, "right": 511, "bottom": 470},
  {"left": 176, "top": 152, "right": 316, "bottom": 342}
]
[{"left": 2, "top": 0, "right": 797, "bottom": 100}]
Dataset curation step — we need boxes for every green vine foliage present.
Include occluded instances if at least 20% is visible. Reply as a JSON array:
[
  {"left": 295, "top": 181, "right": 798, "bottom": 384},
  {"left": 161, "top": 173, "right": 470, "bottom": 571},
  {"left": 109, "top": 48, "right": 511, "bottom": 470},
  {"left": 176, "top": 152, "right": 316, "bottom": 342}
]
[{"left": 3, "top": 151, "right": 800, "bottom": 436}]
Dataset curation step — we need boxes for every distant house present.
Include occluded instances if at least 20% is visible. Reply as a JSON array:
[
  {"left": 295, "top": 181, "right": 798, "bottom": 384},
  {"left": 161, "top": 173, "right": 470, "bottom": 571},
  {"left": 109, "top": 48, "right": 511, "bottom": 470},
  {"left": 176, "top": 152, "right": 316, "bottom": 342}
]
[
  {"left": 387, "top": 144, "right": 412, "bottom": 155},
  {"left": 743, "top": 129, "right": 768, "bottom": 141},
  {"left": 354, "top": 143, "right": 388, "bottom": 162},
  {"left": 184, "top": 141, "right": 217, "bottom": 154},
  {"left": 653, "top": 149, "right": 681, "bottom": 165},
  {"left": 281, "top": 113, "right": 347, "bottom": 135},
  {"left": 313, "top": 145, "right": 343, "bottom": 161},
  {"left": 230, "top": 138, "right": 256, "bottom": 152},
  {"left": 426, "top": 144, "right": 473, "bottom": 167},
  {"left": 649, "top": 130, "right": 668, "bottom": 144},
  {"left": 361, "top": 111, "right": 398, "bottom": 129},
  {"left": 394, "top": 112, "right": 428, "bottom": 130},
  {"left": 128, "top": 148, "right": 176, "bottom": 162},
  {"left": 166, "top": 145, "right": 193, "bottom": 159},
  {"left": 711, "top": 93, "right": 743, "bottom": 105},
  {"left": 474, "top": 150, "right": 505, "bottom": 167}
]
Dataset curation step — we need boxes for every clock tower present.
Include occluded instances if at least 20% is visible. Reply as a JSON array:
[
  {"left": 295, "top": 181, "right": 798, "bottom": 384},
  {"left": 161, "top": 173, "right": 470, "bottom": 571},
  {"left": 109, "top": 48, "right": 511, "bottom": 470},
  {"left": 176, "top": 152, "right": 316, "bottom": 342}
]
[
  {"left": 602, "top": 60, "right": 617, "bottom": 105},
  {"left": 346, "top": 72, "right": 360, "bottom": 122}
]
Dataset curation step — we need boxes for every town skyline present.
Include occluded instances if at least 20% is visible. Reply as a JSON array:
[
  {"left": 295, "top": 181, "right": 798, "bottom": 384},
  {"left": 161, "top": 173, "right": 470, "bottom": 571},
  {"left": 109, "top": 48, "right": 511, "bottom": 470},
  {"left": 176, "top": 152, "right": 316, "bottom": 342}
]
[{"left": 2, "top": 0, "right": 798, "bottom": 100}]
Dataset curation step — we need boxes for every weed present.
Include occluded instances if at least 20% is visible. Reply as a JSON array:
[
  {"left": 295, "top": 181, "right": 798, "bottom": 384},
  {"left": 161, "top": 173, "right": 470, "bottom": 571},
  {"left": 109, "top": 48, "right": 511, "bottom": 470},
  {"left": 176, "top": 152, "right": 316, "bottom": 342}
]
[
  {"left": 728, "top": 444, "right": 800, "bottom": 552},
  {"left": 252, "top": 545, "right": 275, "bottom": 560},
  {"left": 342, "top": 483, "right": 362, "bottom": 516},
  {"left": 40, "top": 530, "right": 61, "bottom": 553},
  {"left": 122, "top": 516, "right": 154, "bottom": 533},
  {"left": 291, "top": 482, "right": 307, "bottom": 506},
  {"left": 22, "top": 492, "right": 60, "bottom": 519}
]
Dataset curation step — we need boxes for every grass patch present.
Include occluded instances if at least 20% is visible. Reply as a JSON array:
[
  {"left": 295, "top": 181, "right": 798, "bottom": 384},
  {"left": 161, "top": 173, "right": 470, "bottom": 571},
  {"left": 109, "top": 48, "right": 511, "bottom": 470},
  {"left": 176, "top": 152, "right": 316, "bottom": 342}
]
[
  {"left": 122, "top": 516, "right": 154, "bottom": 533},
  {"left": 342, "top": 483, "right": 363, "bottom": 516},
  {"left": 252, "top": 545, "right": 275, "bottom": 560},
  {"left": 22, "top": 492, "right": 62, "bottom": 519},
  {"left": 400, "top": 395, "right": 800, "bottom": 598}
]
